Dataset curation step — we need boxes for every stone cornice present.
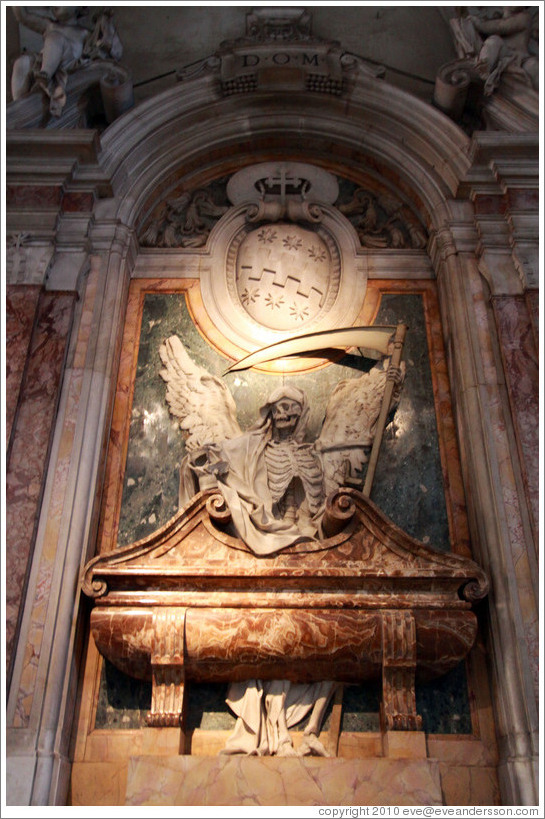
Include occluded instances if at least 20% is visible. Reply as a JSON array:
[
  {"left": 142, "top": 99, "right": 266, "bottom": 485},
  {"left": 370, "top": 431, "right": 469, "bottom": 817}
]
[
  {"left": 6, "top": 130, "right": 113, "bottom": 197},
  {"left": 465, "top": 133, "right": 539, "bottom": 181},
  {"left": 6, "top": 130, "right": 101, "bottom": 163}
]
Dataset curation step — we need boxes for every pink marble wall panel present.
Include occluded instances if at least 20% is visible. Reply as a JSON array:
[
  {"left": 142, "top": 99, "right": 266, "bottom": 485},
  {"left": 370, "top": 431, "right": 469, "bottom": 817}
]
[
  {"left": 525, "top": 289, "right": 538, "bottom": 350},
  {"left": 6, "top": 184, "right": 63, "bottom": 208},
  {"left": 506, "top": 189, "right": 539, "bottom": 211},
  {"left": 6, "top": 290, "right": 75, "bottom": 682},
  {"left": 13, "top": 264, "right": 100, "bottom": 726},
  {"left": 5, "top": 285, "right": 41, "bottom": 446},
  {"left": 124, "top": 755, "right": 443, "bottom": 806},
  {"left": 62, "top": 191, "right": 95, "bottom": 212},
  {"left": 469, "top": 273, "right": 539, "bottom": 698},
  {"left": 472, "top": 195, "right": 507, "bottom": 216},
  {"left": 492, "top": 295, "right": 539, "bottom": 542}
]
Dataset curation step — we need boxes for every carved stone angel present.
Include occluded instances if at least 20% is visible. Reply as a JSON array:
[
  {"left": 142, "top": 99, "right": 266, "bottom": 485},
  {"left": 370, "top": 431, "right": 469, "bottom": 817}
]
[{"left": 159, "top": 334, "right": 405, "bottom": 556}]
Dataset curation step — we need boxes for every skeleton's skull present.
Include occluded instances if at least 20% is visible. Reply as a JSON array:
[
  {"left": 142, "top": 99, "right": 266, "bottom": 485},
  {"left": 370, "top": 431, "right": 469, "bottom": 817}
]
[{"left": 271, "top": 399, "right": 302, "bottom": 438}]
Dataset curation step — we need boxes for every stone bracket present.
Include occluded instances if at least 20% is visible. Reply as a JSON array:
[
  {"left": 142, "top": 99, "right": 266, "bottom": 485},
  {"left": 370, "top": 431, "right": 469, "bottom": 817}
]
[
  {"left": 381, "top": 610, "right": 422, "bottom": 732},
  {"left": 146, "top": 607, "right": 187, "bottom": 728}
]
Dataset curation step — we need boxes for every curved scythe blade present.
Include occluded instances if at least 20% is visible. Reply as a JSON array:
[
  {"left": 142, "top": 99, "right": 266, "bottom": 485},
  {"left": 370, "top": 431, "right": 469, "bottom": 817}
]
[{"left": 224, "top": 325, "right": 397, "bottom": 373}]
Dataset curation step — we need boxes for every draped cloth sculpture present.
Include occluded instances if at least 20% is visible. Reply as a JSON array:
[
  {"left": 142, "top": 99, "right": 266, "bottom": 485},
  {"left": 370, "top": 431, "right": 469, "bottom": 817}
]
[
  {"left": 159, "top": 332, "right": 405, "bottom": 754},
  {"left": 222, "top": 680, "right": 339, "bottom": 757},
  {"left": 449, "top": 6, "right": 538, "bottom": 95},
  {"left": 11, "top": 6, "right": 123, "bottom": 117}
]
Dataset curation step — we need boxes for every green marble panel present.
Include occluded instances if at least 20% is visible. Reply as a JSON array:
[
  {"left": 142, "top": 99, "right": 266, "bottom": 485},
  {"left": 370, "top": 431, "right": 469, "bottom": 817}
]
[
  {"left": 95, "top": 290, "right": 470, "bottom": 733},
  {"left": 95, "top": 659, "right": 152, "bottom": 730},
  {"left": 372, "top": 293, "right": 450, "bottom": 550},
  {"left": 185, "top": 682, "right": 236, "bottom": 731},
  {"left": 117, "top": 292, "right": 449, "bottom": 550},
  {"left": 416, "top": 663, "right": 472, "bottom": 734}
]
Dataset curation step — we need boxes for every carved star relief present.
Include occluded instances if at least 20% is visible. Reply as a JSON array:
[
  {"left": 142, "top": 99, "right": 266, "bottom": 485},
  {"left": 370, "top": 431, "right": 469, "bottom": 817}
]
[
  {"left": 240, "top": 287, "right": 261, "bottom": 305},
  {"left": 265, "top": 293, "right": 285, "bottom": 310},
  {"left": 257, "top": 228, "right": 277, "bottom": 244},
  {"left": 289, "top": 302, "right": 310, "bottom": 321},
  {"left": 283, "top": 235, "right": 302, "bottom": 251},
  {"left": 308, "top": 245, "right": 326, "bottom": 262}
]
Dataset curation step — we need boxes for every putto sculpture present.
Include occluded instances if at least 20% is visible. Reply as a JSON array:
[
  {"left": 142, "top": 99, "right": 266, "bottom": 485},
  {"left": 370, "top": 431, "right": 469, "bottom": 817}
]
[
  {"left": 11, "top": 6, "right": 123, "bottom": 117},
  {"left": 449, "top": 6, "right": 538, "bottom": 95}
]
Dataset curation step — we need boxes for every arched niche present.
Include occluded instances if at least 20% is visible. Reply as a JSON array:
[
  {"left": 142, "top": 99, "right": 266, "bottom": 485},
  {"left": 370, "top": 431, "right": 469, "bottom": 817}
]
[
  {"left": 7, "top": 49, "right": 537, "bottom": 809},
  {"left": 96, "top": 68, "right": 470, "bottom": 235}
]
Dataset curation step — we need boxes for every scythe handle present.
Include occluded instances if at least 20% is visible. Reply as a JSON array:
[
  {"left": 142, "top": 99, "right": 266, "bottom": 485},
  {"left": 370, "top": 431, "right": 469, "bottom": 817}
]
[{"left": 362, "top": 323, "right": 407, "bottom": 498}]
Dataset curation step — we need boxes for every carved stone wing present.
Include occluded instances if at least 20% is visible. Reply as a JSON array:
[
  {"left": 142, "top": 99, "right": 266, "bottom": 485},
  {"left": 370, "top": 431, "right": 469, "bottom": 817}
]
[
  {"left": 316, "top": 361, "right": 405, "bottom": 493},
  {"left": 159, "top": 335, "right": 242, "bottom": 450}
]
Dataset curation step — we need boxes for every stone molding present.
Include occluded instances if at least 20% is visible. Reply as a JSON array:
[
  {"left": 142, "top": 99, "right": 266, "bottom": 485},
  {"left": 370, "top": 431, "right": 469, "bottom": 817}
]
[
  {"left": 7, "top": 61, "right": 133, "bottom": 131},
  {"left": 96, "top": 66, "right": 471, "bottom": 229},
  {"left": 462, "top": 133, "right": 539, "bottom": 293}
]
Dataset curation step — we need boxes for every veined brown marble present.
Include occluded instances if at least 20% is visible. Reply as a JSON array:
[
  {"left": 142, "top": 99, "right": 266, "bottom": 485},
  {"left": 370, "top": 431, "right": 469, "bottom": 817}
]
[
  {"left": 83, "top": 487, "right": 487, "bottom": 731},
  {"left": 87, "top": 277, "right": 479, "bottom": 737},
  {"left": 6, "top": 183, "right": 63, "bottom": 208}
]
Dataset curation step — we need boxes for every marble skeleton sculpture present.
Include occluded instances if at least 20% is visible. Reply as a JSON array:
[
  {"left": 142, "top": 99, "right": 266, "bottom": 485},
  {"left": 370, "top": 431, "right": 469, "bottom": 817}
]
[
  {"left": 11, "top": 6, "right": 123, "bottom": 117},
  {"left": 159, "top": 334, "right": 405, "bottom": 755}
]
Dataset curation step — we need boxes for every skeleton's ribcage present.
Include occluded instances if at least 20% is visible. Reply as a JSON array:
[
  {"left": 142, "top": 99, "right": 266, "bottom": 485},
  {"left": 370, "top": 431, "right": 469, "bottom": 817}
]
[{"left": 264, "top": 442, "right": 324, "bottom": 512}]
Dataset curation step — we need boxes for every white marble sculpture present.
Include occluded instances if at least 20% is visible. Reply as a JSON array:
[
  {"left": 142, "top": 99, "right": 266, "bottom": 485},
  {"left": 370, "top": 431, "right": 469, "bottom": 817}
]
[
  {"left": 11, "top": 6, "right": 123, "bottom": 117},
  {"left": 450, "top": 6, "right": 539, "bottom": 95},
  {"left": 159, "top": 335, "right": 405, "bottom": 556},
  {"left": 221, "top": 679, "right": 339, "bottom": 757},
  {"left": 159, "top": 334, "right": 404, "bottom": 756}
]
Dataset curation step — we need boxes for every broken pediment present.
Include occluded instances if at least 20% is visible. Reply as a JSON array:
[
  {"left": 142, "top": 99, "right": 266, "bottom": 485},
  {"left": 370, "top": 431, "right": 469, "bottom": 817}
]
[
  {"left": 83, "top": 487, "right": 487, "bottom": 596},
  {"left": 82, "top": 488, "right": 488, "bottom": 732}
]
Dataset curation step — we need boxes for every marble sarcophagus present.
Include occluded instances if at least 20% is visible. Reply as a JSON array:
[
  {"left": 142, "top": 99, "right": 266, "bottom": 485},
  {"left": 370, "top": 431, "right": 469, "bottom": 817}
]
[{"left": 82, "top": 487, "right": 488, "bottom": 732}]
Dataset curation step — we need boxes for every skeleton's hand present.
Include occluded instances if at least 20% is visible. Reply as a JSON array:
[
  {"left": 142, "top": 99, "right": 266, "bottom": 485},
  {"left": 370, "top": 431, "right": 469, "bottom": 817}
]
[
  {"left": 207, "top": 459, "right": 229, "bottom": 477},
  {"left": 386, "top": 365, "right": 404, "bottom": 386},
  {"left": 189, "top": 445, "right": 228, "bottom": 491}
]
